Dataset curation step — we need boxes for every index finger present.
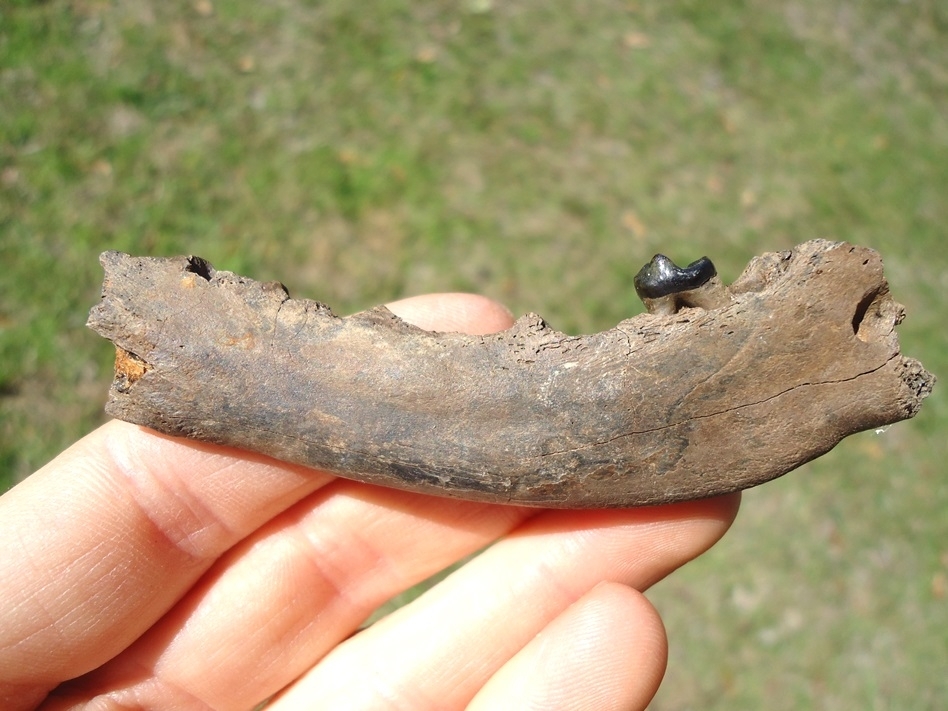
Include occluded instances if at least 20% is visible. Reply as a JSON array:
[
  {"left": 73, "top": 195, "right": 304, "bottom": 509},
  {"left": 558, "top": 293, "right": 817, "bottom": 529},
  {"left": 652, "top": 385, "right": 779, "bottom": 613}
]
[{"left": 0, "top": 418, "right": 331, "bottom": 706}]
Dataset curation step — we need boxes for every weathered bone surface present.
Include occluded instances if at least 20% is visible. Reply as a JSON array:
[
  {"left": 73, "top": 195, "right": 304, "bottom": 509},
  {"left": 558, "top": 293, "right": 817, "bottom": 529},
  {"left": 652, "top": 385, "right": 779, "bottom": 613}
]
[{"left": 87, "top": 240, "right": 934, "bottom": 508}]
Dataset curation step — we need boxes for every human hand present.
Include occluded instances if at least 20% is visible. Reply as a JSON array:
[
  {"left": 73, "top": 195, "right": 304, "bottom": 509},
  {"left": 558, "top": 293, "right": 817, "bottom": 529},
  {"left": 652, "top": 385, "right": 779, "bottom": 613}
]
[{"left": 0, "top": 293, "right": 739, "bottom": 710}]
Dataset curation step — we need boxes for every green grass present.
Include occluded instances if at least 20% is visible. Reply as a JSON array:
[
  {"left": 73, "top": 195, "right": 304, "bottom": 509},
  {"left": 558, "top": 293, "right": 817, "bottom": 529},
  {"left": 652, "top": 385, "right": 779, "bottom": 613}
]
[{"left": 2, "top": 1, "right": 946, "bottom": 708}]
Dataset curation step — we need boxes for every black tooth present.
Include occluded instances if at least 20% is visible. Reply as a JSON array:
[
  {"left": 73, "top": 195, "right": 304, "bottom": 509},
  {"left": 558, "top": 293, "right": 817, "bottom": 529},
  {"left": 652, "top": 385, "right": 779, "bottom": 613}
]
[
  {"left": 633, "top": 254, "right": 717, "bottom": 300},
  {"left": 185, "top": 255, "right": 214, "bottom": 281}
]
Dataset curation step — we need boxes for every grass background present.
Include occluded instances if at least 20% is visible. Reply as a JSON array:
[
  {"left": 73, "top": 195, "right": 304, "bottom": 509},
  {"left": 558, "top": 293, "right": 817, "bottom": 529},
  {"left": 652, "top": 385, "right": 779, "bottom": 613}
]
[{"left": 2, "top": 1, "right": 945, "bottom": 707}]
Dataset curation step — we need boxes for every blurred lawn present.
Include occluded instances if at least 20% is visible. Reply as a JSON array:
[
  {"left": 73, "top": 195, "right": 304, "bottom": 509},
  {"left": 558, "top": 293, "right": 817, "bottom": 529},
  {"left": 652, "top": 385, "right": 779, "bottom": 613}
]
[{"left": 1, "top": 1, "right": 945, "bottom": 708}]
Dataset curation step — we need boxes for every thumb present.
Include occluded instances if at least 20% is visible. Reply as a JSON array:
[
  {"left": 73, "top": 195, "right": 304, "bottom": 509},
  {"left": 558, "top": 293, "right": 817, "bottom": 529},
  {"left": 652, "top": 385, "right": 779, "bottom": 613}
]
[{"left": 385, "top": 293, "right": 514, "bottom": 335}]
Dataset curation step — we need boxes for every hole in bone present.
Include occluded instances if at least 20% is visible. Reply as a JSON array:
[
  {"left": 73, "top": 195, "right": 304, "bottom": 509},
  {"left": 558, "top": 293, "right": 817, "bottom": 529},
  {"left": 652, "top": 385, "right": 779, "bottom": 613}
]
[{"left": 851, "top": 286, "right": 889, "bottom": 342}]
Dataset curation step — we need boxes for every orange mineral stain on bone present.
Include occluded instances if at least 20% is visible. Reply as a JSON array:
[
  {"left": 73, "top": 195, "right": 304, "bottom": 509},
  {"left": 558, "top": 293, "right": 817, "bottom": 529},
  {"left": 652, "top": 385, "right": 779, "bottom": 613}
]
[{"left": 114, "top": 348, "right": 149, "bottom": 390}]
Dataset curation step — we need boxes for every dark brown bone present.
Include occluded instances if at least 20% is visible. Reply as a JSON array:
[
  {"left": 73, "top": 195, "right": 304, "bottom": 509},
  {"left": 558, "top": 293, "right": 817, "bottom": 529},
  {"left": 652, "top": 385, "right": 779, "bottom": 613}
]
[{"left": 87, "top": 240, "right": 934, "bottom": 507}]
